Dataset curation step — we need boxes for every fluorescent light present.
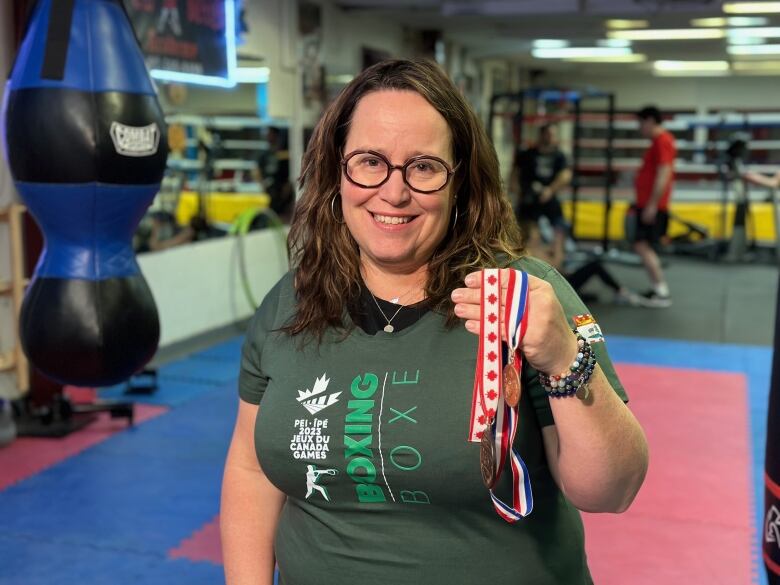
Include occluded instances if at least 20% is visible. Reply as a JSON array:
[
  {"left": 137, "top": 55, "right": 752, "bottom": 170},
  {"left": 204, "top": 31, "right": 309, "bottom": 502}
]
[
  {"left": 532, "top": 39, "right": 570, "bottom": 48},
  {"left": 729, "top": 36, "right": 767, "bottom": 44},
  {"left": 532, "top": 47, "right": 633, "bottom": 59},
  {"left": 733, "top": 60, "right": 780, "bottom": 71},
  {"left": 233, "top": 67, "right": 270, "bottom": 83},
  {"left": 654, "top": 60, "right": 730, "bottom": 71},
  {"left": 606, "top": 19, "right": 648, "bottom": 29},
  {"left": 692, "top": 16, "right": 768, "bottom": 26},
  {"left": 608, "top": 28, "right": 726, "bottom": 40},
  {"left": 692, "top": 17, "right": 727, "bottom": 27},
  {"left": 724, "top": 2, "right": 780, "bottom": 14},
  {"left": 654, "top": 70, "right": 730, "bottom": 77},
  {"left": 564, "top": 54, "right": 647, "bottom": 63},
  {"left": 653, "top": 61, "right": 730, "bottom": 76},
  {"left": 727, "top": 16, "right": 769, "bottom": 25},
  {"left": 596, "top": 38, "right": 632, "bottom": 48},
  {"left": 728, "top": 43, "right": 780, "bottom": 54},
  {"left": 727, "top": 26, "right": 780, "bottom": 38}
]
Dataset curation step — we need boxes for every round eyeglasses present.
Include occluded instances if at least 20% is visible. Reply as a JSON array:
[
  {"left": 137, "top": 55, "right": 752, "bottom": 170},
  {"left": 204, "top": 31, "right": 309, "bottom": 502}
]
[{"left": 341, "top": 150, "right": 457, "bottom": 194}]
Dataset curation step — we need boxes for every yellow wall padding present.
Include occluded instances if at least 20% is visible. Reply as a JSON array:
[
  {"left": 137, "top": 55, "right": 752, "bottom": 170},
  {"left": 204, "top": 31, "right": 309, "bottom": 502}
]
[
  {"left": 562, "top": 200, "right": 778, "bottom": 242},
  {"left": 175, "top": 191, "right": 270, "bottom": 226}
]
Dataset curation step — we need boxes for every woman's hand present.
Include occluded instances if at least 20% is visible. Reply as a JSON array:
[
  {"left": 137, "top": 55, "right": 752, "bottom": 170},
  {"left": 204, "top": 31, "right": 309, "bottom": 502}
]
[{"left": 451, "top": 269, "right": 578, "bottom": 376}]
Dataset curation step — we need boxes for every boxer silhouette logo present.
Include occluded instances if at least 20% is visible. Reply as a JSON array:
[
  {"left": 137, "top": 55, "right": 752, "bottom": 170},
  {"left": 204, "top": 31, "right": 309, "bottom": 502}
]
[
  {"left": 767, "top": 505, "right": 780, "bottom": 549},
  {"left": 110, "top": 122, "right": 161, "bottom": 157}
]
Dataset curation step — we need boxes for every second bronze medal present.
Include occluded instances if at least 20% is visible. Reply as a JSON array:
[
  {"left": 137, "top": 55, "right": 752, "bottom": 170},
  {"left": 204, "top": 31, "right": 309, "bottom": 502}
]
[{"left": 480, "top": 421, "right": 497, "bottom": 489}]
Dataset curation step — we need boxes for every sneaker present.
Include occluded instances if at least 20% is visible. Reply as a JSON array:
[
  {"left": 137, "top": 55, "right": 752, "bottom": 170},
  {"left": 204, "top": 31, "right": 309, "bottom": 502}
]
[
  {"left": 639, "top": 290, "right": 672, "bottom": 308},
  {"left": 614, "top": 288, "right": 641, "bottom": 307}
]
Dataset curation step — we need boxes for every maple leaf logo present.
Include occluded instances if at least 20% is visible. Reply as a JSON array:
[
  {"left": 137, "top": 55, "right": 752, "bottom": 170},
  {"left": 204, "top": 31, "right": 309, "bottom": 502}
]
[{"left": 296, "top": 374, "right": 342, "bottom": 415}]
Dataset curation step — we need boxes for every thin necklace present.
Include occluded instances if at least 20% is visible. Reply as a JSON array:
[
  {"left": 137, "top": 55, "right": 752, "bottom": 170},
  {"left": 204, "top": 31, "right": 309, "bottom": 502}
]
[{"left": 368, "top": 291, "right": 405, "bottom": 333}]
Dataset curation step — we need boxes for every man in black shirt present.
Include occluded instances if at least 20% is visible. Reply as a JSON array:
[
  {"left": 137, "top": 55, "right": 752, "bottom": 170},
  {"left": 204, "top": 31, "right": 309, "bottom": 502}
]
[{"left": 511, "top": 123, "right": 571, "bottom": 267}]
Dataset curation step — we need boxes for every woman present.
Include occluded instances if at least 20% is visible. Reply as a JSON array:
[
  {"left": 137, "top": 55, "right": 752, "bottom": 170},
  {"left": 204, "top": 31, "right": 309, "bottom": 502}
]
[{"left": 221, "top": 59, "right": 648, "bottom": 585}]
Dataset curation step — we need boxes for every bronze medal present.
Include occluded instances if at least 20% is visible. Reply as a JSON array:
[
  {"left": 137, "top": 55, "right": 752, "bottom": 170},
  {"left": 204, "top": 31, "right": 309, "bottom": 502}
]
[
  {"left": 479, "top": 422, "right": 497, "bottom": 489},
  {"left": 503, "top": 364, "right": 521, "bottom": 408}
]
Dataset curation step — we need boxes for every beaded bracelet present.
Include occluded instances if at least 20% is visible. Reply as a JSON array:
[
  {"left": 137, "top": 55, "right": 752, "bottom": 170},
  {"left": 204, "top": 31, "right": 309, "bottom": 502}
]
[{"left": 538, "top": 331, "right": 597, "bottom": 399}]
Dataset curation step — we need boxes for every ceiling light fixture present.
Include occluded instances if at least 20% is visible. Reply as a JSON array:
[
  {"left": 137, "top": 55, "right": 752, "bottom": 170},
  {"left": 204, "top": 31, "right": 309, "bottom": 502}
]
[
  {"left": 692, "top": 16, "right": 768, "bottom": 26},
  {"left": 606, "top": 19, "right": 649, "bottom": 29},
  {"left": 608, "top": 28, "right": 726, "bottom": 40},
  {"left": 728, "top": 43, "right": 780, "bottom": 54},
  {"left": 727, "top": 26, "right": 780, "bottom": 38},
  {"left": 729, "top": 36, "right": 768, "bottom": 44},
  {"left": 733, "top": 60, "right": 780, "bottom": 70},
  {"left": 653, "top": 60, "right": 730, "bottom": 71},
  {"left": 723, "top": 2, "right": 780, "bottom": 14},
  {"left": 564, "top": 54, "right": 647, "bottom": 63},
  {"left": 532, "top": 39, "right": 570, "bottom": 48},
  {"left": 596, "top": 39, "right": 632, "bottom": 47},
  {"left": 532, "top": 47, "right": 633, "bottom": 59}
]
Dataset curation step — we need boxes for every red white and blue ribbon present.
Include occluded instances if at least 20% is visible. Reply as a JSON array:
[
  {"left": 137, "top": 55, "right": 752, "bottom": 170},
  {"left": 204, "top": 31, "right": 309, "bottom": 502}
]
[
  {"left": 490, "top": 404, "right": 534, "bottom": 522},
  {"left": 469, "top": 268, "right": 534, "bottom": 523}
]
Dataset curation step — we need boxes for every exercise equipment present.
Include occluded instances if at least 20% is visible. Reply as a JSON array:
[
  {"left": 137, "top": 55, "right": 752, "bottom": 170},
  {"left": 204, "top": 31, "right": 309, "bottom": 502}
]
[{"left": 3, "top": 0, "right": 168, "bottom": 386}]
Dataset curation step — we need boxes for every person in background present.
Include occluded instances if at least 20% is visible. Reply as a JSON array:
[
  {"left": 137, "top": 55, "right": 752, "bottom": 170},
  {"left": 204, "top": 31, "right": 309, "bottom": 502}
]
[
  {"left": 511, "top": 123, "right": 572, "bottom": 268},
  {"left": 255, "top": 126, "right": 294, "bottom": 223},
  {"left": 631, "top": 105, "right": 676, "bottom": 308}
]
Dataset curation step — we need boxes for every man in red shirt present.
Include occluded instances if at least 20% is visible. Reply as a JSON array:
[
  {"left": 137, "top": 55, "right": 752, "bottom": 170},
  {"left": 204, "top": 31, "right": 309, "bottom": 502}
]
[{"left": 632, "top": 105, "right": 675, "bottom": 308}]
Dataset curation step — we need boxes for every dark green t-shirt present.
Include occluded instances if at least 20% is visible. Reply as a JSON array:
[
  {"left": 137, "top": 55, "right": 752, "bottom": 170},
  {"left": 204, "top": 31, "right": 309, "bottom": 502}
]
[{"left": 239, "top": 256, "right": 627, "bottom": 585}]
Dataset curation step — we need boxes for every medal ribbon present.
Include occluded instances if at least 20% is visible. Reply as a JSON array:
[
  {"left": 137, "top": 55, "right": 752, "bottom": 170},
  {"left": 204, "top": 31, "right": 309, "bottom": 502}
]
[
  {"left": 480, "top": 270, "right": 533, "bottom": 523},
  {"left": 468, "top": 269, "right": 502, "bottom": 442}
]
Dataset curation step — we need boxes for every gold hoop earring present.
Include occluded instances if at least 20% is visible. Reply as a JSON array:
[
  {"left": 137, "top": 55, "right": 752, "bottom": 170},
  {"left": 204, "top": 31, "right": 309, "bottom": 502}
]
[
  {"left": 330, "top": 194, "right": 344, "bottom": 224},
  {"left": 451, "top": 202, "right": 459, "bottom": 230}
]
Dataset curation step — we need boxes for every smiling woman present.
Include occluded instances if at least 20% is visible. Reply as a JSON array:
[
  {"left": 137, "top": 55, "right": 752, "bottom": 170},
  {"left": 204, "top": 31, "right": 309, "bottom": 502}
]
[
  {"left": 287, "top": 59, "right": 521, "bottom": 338},
  {"left": 221, "top": 58, "right": 649, "bottom": 585}
]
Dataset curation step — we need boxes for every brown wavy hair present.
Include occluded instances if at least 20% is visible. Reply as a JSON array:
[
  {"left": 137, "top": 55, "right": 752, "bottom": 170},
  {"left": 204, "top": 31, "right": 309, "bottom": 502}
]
[{"left": 284, "top": 58, "right": 523, "bottom": 340}]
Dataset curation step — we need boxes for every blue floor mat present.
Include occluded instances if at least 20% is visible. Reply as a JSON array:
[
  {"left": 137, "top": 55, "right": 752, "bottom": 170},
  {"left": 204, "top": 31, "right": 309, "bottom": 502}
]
[
  {"left": 99, "top": 377, "right": 236, "bottom": 407},
  {"left": 0, "top": 534, "right": 225, "bottom": 585},
  {"left": 188, "top": 338, "right": 243, "bottom": 362},
  {"left": 0, "top": 387, "right": 236, "bottom": 558},
  {"left": 156, "top": 356, "right": 239, "bottom": 386}
]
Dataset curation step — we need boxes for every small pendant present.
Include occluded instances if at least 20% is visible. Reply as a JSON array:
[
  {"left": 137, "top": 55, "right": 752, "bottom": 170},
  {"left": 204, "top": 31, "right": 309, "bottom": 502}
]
[
  {"left": 384, "top": 324, "right": 394, "bottom": 333},
  {"left": 576, "top": 383, "right": 590, "bottom": 401}
]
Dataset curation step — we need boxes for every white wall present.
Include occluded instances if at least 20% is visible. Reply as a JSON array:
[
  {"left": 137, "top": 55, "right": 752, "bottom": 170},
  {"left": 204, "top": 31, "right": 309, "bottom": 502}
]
[{"left": 138, "top": 229, "right": 288, "bottom": 346}]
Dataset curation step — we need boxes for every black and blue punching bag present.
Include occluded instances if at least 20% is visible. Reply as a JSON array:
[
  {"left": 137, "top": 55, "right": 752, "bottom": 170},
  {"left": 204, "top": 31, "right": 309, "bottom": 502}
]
[{"left": 2, "top": 0, "right": 168, "bottom": 386}]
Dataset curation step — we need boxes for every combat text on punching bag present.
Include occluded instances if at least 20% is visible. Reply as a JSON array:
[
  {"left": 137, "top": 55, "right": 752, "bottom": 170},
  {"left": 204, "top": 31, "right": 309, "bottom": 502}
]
[{"left": 2, "top": 0, "right": 168, "bottom": 386}]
